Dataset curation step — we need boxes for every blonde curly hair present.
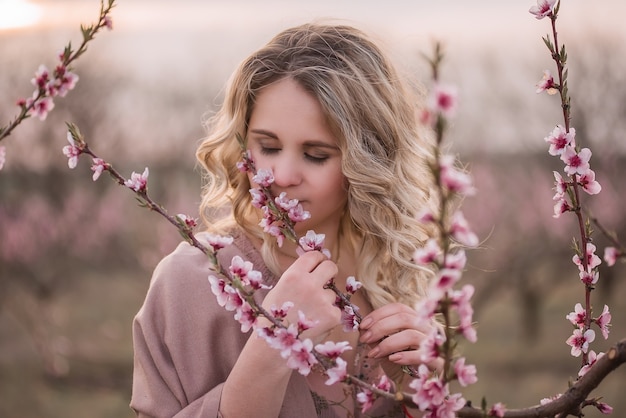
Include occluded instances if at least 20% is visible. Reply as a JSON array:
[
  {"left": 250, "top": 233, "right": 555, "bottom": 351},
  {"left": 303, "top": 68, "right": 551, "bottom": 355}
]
[{"left": 196, "top": 23, "right": 437, "bottom": 309}]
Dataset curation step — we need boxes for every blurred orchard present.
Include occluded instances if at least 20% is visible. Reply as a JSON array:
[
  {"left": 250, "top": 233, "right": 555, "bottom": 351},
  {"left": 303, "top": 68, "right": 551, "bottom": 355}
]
[{"left": 1, "top": 1, "right": 626, "bottom": 417}]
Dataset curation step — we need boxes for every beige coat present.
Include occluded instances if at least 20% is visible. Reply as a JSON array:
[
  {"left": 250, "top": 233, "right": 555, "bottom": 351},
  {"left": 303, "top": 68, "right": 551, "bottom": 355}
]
[{"left": 130, "top": 230, "right": 403, "bottom": 417}]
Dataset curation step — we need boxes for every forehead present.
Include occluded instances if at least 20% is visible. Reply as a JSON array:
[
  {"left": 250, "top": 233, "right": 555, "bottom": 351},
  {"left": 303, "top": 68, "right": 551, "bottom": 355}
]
[{"left": 248, "top": 78, "right": 337, "bottom": 146}]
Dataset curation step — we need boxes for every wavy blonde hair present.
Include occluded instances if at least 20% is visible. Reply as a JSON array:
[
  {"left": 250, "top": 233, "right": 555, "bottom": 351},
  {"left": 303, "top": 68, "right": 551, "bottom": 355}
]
[{"left": 196, "top": 23, "right": 438, "bottom": 309}]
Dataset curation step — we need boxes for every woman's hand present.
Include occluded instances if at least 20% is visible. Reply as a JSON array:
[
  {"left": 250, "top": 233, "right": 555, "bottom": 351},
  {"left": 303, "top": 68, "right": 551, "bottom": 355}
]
[
  {"left": 359, "top": 303, "right": 442, "bottom": 378},
  {"left": 262, "top": 250, "right": 341, "bottom": 343}
]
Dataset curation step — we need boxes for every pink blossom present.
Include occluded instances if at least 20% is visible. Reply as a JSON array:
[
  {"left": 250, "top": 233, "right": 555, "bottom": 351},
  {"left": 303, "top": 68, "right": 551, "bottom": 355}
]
[
  {"left": 561, "top": 146, "right": 592, "bottom": 176},
  {"left": 285, "top": 338, "right": 318, "bottom": 375},
  {"left": 417, "top": 208, "right": 437, "bottom": 224},
  {"left": 356, "top": 374, "right": 392, "bottom": 411},
  {"left": 91, "top": 158, "right": 108, "bottom": 181},
  {"left": 428, "top": 83, "right": 458, "bottom": 119},
  {"left": 595, "top": 304, "right": 611, "bottom": 339},
  {"left": 324, "top": 357, "right": 348, "bottom": 385},
  {"left": 376, "top": 375, "right": 392, "bottom": 392},
  {"left": 432, "top": 392, "right": 465, "bottom": 418},
  {"left": 413, "top": 239, "right": 442, "bottom": 265},
  {"left": 270, "top": 301, "right": 294, "bottom": 319},
  {"left": 246, "top": 269, "right": 268, "bottom": 290},
  {"left": 275, "top": 192, "right": 299, "bottom": 211},
  {"left": 345, "top": 276, "right": 362, "bottom": 294},
  {"left": 249, "top": 188, "right": 267, "bottom": 208},
  {"left": 237, "top": 150, "right": 253, "bottom": 172},
  {"left": 53, "top": 67, "right": 79, "bottom": 97},
  {"left": 228, "top": 255, "right": 268, "bottom": 290},
  {"left": 489, "top": 403, "right": 506, "bottom": 417},
  {"left": 449, "top": 211, "right": 479, "bottom": 247},
  {"left": 264, "top": 324, "right": 300, "bottom": 358},
  {"left": 103, "top": 15, "right": 113, "bottom": 30},
  {"left": 544, "top": 125, "right": 575, "bottom": 156},
  {"left": 414, "top": 295, "right": 439, "bottom": 323},
  {"left": 430, "top": 268, "right": 462, "bottom": 297},
  {"left": 356, "top": 389, "right": 376, "bottom": 412},
  {"left": 297, "top": 230, "right": 330, "bottom": 258},
  {"left": 409, "top": 366, "right": 448, "bottom": 411},
  {"left": 578, "top": 350, "right": 604, "bottom": 377},
  {"left": 578, "top": 169, "right": 601, "bottom": 195},
  {"left": 314, "top": 341, "right": 352, "bottom": 359},
  {"left": 450, "top": 285, "right": 475, "bottom": 332},
  {"left": 124, "top": 167, "right": 149, "bottom": 192},
  {"left": 176, "top": 213, "right": 198, "bottom": 229},
  {"left": 565, "top": 303, "right": 586, "bottom": 328},
  {"left": 439, "top": 154, "right": 475, "bottom": 196},
  {"left": 208, "top": 275, "right": 228, "bottom": 306},
  {"left": 458, "top": 320, "right": 478, "bottom": 343},
  {"left": 573, "top": 243, "right": 601, "bottom": 272},
  {"left": 595, "top": 402, "right": 613, "bottom": 414},
  {"left": 234, "top": 302, "right": 258, "bottom": 333},
  {"left": 445, "top": 249, "right": 467, "bottom": 271},
  {"left": 603, "top": 246, "right": 620, "bottom": 267},
  {"left": 553, "top": 197, "right": 571, "bottom": 218},
  {"left": 417, "top": 329, "right": 445, "bottom": 363},
  {"left": 552, "top": 171, "right": 568, "bottom": 198},
  {"left": 287, "top": 204, "right": 310, "bottom": 223},
  {"left": 28, "top": 96, "right": 55, "bottom": 121},
  {"left": 31, "top": 64, "right": 50, "bottom": 90},
  {"left": 229, "top": 255, "right": 254, "bottom": 280},
  {"left": 62, "top": 132, "right": 82, "bottom": 169},
  {"left": 341, "top": 305, "right": 360, "bottom": 332},
  {"left": 566, "top": 328, "right": 595, "bottom": 357},
  {"left": 208, "top": 275, "right": 242, "bottom": 311},
  {"left": 252, "top": 168, "right": 274, "bottom": 187},
  {"left": 579, "top": 270, "right": 599, "bottom": 286},
  {"left": 536, "top": 70, "right": 558, "bottom": 95},
  {"left": 297, "top": 310, "right": 318, "bottom": 333},
  {"left": 260, "top": 221, "right": 285, "bottom": 247},
  {"left": 205, "top": 233, "right": 234, "bottom": 250},
  {"left": 529, "top": 0, "right": 556, "bottom": 19},
  {"left": 0, "top": 146, "right": 6, "bottom": 171}
]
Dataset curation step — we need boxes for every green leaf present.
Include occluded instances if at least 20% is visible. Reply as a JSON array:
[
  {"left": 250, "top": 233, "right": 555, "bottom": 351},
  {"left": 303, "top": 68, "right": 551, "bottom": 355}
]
[{"left": 542, "top": 35, "right": 555, "bottom": 54}]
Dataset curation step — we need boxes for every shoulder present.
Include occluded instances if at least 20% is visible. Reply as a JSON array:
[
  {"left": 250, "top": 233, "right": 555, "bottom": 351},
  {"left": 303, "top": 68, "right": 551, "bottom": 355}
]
[{"left": 142, "top": 229, "right": 274, "bottom": 319}]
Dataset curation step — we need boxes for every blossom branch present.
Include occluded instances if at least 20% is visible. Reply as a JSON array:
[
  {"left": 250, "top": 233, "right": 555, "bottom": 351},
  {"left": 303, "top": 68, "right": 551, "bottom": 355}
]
[
  {"left": 64, "top": 123, "right": 208, "bottom": 255},
  {"left": 534, "top": 0, "right": 609, "bottom": 373},
  {"left": 456, "top": 338, "right": 626, "bottom": 418},
  {"left": 0, "top": 0, "right": 115, "bottom": 144}
]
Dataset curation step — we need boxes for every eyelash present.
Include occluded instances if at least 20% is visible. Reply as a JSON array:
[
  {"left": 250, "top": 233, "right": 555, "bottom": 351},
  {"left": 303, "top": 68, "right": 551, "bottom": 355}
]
[{"left": 259, "top": 147, "right": 329, "bottom": 165}]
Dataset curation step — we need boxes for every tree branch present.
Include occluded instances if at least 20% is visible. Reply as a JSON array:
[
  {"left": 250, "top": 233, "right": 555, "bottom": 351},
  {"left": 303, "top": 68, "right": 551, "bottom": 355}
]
[{"left": 456, "top": 338, "right": 626, "bottom": 417}]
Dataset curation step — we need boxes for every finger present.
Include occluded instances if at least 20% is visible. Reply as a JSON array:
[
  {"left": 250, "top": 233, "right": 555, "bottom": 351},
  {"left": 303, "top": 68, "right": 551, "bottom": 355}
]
[
  {"left": 360, "top": 303, "right": 415, "bottom": 330},
  {"left": 360, "top": 311, "right": 425, "bottom": 344},
  {"left": 311, "top": 259, "right": 338, "bottom": 282},
  {"left": 388, "top": 350, "right": 444, "bottom": 371},
  {"left": 366, "top": 329, "right": 424, "bottom": 358},
  {"left": 286, "top": 250, "right": 328, "bottom": 274}
]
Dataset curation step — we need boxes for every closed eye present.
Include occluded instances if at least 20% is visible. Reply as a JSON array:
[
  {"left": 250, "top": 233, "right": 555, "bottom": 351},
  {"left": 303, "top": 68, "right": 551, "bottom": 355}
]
[
  {"left": 304, "top": 153, "right": 329, "bottom": 164},
  {"left": 259, "top": 147, "right": 280, "bottom": 155}
]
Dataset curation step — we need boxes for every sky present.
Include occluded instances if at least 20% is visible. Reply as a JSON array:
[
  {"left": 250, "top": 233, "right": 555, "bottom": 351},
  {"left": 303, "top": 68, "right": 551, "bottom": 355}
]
[{"left": 2, "top": 0, "right": 626, "bottom": 154}]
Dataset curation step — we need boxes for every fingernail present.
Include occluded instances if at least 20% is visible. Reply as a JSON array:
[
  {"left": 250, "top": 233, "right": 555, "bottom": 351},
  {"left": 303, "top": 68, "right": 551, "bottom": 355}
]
[
  {"left": 367, "top": 347, "right": 380, "bottom": 358},
  {"left": 360, "top": 331, "right": 372, "bottom": 343},
  {"left": 388, "top": 353, "right": 402, "bottom": 362},
  {"left": 360, "top": 317, "right": 372, "bottom": 329}
]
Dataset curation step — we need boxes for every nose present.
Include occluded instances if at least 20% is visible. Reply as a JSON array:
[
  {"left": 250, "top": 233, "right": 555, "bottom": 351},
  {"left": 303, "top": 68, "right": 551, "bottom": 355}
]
[{"left": 271, "top": 154, "right": 302, "bottom": 188}]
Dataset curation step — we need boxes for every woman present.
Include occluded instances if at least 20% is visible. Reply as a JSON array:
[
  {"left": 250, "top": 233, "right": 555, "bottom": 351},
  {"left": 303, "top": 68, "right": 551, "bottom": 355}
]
[{"left": 131, "top": 23, "right": 439, "bottom": 417}]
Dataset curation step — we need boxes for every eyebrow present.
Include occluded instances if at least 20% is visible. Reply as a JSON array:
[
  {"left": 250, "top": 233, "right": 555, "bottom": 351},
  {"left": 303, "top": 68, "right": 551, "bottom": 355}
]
[{"left": 249, "top": 129, "right": 339, "bottom": 150}]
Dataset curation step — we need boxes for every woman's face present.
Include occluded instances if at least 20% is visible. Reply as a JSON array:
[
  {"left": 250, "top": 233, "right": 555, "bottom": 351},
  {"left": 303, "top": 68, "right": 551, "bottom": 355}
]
[{"left": 246, "top": 77, "right": 347, "bottom": 236}]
